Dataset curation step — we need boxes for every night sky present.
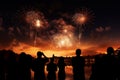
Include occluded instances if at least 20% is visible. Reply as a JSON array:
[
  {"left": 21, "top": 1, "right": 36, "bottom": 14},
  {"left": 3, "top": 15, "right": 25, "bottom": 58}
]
[{"left": 0, "top": 0, "right": 120, "bottom": 56}]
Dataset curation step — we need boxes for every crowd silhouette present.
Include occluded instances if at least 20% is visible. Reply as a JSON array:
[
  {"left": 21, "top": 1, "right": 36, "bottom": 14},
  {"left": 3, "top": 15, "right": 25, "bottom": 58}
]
[{"left": 0, "top": 47, "right": 120, "bottom": 80}]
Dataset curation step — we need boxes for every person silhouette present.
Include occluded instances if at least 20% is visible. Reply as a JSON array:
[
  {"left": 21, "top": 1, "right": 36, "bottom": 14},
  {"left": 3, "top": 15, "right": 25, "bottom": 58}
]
[
  {"left": 57, "top": 57, "right": 66, "bottom": 80},
  {"left": 90, "top": 54, "right": 104, "bottom": 80},
  {"left": 90, "top": 47, "right": 117, "bottom": 80},
  {"left": 0, "top": 50, "right": 6, "bottom": 80},
  {"left": 18, "top": 52, "right": 32, "bottom": 80},
  {"left": 72, "top": 49, "right": 85, "bottom": 80},
  {"left": 47, "top": 55, "right": 57, "bottom": 80},
  {"left": 116, "top": 50, "right": 120, "bottom": 80},
  {"left": 6, "top": 50, "right": 18, "bottom": 80},
  {"left": 104, "top": 47, "right": 116, "bottom": 80},
  {"left": 32, "top": 51, "right": 48, "bottom": 80}
]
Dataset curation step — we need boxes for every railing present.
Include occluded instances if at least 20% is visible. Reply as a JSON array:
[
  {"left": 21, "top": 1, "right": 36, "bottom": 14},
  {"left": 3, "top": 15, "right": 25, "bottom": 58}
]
[{"left": 53, "top": 56, "right": 95, "bottom": 66}]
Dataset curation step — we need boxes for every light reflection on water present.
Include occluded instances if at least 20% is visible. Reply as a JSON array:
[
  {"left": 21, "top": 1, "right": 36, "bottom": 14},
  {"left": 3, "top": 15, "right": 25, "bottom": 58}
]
[{"left": 31, "top": 66, "right": 91, "bottom": 80}]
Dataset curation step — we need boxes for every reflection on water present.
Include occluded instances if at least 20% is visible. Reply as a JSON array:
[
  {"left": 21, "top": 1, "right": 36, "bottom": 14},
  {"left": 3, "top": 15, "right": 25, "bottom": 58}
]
[{"left": 31, "top": 66, "right": 91, "bottom": 80}]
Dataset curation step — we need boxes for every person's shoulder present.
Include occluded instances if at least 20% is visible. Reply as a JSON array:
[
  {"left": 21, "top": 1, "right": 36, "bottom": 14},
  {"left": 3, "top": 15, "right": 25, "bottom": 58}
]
[
  {"left": 80, "top": 56, "right": 85, "bottom": 60},
  {"left": 72, "top": 56, "right": 77, "bottom": 62},
  {"left": 34, "top": 58, "right": 38, "bottom": 62},
  {"left": 72, "top": 56, "right": 76, "bottom": 60},
  {"left": 80, "top": 56, "right": 84, "bottom": 59}
]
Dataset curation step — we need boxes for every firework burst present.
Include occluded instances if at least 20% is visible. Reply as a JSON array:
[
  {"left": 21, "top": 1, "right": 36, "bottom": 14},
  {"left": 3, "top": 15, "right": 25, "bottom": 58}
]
[
  {"left": 72, "top": 8, "right": 94, "bottom": 26},
  {"left": 72, "top": 8, "right": 94, "bottom": 43},
  {"left": 25, "top": 10, "right": 48, "bottom": 28}
]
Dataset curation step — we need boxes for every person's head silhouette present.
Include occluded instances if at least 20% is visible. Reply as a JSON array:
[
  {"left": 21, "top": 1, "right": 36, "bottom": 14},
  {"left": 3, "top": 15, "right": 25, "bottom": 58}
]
[
  {"left": 107, "top": 47, "right": 114, "bottom": 55},
  {"left": 76, "top": 49, "right": 81, "bottom": 57},
  {"left": 37, "top": 51, "right": 43, "bottom": 58}
]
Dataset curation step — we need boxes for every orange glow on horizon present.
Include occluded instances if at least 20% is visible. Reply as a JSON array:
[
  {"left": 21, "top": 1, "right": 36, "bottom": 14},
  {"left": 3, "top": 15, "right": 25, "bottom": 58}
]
[{"left": 1, "top": 41, "right": 120, "bottom": 57}]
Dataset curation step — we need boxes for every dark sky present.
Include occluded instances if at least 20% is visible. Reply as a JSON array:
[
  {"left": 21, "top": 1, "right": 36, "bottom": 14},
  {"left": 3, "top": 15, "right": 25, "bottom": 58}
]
[
  {"left": 0, "top": 0, "right": 120, "bottom": 28},
  {"left": 0, "top": 0, "right": 120, "bottom": 56}
]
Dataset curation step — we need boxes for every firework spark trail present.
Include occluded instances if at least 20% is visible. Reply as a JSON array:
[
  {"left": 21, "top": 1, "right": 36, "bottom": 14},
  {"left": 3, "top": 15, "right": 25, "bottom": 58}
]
[
  {"left": 72, "top": 8, "right": 94, "bottom": 44},
  {"left": 25, "top": 10, "right": 49, "bottom": 47},
  {"left": 72, "top": 13, "right": 86, "bottom": 44}
]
